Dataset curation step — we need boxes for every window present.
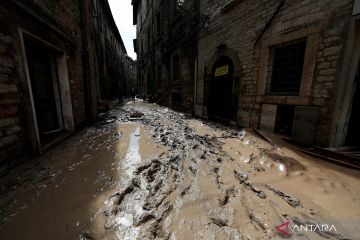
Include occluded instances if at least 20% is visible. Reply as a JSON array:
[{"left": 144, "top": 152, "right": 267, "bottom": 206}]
[
  {"left": 172, "top": 55, "right": 180, "bottom": 81},
  {"left": 266, "top": 39, "right": 306, "bottom": 96}
]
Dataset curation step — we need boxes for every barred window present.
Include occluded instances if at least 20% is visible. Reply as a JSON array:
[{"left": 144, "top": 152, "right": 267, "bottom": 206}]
[{"left": 266, "top": 39, "right": 307, "bottom": 96}]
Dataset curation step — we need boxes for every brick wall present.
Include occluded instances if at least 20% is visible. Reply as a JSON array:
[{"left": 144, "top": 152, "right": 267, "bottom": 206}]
[
  {"left": 0, "top": 0, "right": 85, "bottom": 175},
  {"left": 134, "top": 0, "right": 198, "bottom": 113},
  {"left": 0, "top": 0, "right": 128, "bottom": 175},
  {"left": 0, "top": 31, "right": 23, "bottom": 174},
  {"left": 196, "top": 0, "right": 353, "bottom": 146}
]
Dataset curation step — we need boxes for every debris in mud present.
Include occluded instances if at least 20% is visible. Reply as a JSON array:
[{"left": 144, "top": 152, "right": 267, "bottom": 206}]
[
  {"left": 2, "top": 102, "right": 360, "bottom": 240},
  {"left": 79, "top": 231, "right": 95, "bottom": 240},
  {"left": 129, "top": 111, "right": 145, "bottom": 120},
  {"left": 135, "top": 212, "right": 155, "bottom": 227},
  {"left": 211, "top": 217, "right": 228, "bottom": 227},
  {"left": 265, "top": 185, "right": 302, "bottom": 207},
  {"left": 245, "top": 183, "right": 267, "bottom": 199},
  {"left": 248, "top": 213, "right": 268, "bottom": 231},
  {"left": 110, "top": 183, "right": 136, "bottom": 206},
  {"left": 180, "top": 186, "right": 191, "bottom": 197},
  {"left": 234, "top": 170, "right": 248, "bottom": 183},
  {"left": 98, "top": 113, "right": 117, "bottom": 124},
  {"left": 219, "top": 187, "right": 236, "bottom": 206},
  {"left": 234, "top": 170, "right": 266, "bottom": 199}
]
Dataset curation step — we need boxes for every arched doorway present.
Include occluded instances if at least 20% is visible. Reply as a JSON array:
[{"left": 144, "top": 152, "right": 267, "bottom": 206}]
[{"left": 209, "top": 56, "right": 235, "bottom": 121}]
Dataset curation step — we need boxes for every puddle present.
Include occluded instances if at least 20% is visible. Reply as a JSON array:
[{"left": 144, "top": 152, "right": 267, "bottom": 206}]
[
  {"left": 0, "top": 114, "right": 164, "bottom": 240},
  {"left": 122, "top": 127, "right": 142, "bottom": 177}
]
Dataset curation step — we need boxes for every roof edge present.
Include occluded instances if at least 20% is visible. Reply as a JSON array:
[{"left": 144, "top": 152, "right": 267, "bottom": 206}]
[{"left": 104, "top": 0, "right": 127, "bottom": 54}]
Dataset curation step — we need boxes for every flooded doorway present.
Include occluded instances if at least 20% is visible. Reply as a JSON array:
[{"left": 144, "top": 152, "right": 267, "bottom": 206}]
[
  {"left": 345, "top": 61, "right": 360, "bottom": 146},
  {"left": 21, "top": 32, "right": 74, "bottom": 149},
  {"left": 25, "top": 38, "right": 63, "bottom": 144},
  {"left": 209, "top": 57, "right": 235, "bottom": 122}
]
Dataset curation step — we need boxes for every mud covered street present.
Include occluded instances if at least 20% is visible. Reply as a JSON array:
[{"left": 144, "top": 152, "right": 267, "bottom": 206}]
[{"left": 0, "top": 101, "right": 360, "bottom": 240}]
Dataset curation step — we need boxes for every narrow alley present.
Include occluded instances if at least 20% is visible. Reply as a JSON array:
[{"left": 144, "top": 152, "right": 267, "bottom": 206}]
[
  {"left": 0, "top": 101, "right": 359, "bottom": 239},
  {"left": 1, "top": 0, "right": 360, "bottom": 239}
]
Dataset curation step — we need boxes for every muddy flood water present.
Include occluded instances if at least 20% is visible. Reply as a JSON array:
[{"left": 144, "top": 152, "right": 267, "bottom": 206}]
[{"left": 0, "top": 101, "right": 359, "bottom": 240}]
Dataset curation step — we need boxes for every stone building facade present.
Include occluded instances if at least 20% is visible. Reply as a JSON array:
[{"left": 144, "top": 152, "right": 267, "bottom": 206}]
[
  {"left": 193, "top": 0, "right": 360, "bottom": 148},
  {"left": 133, "top": 0, "right": 360, "bottom": 148},
  {"left": 124, "top": 55, "right": 137, "bottom": 96},
  {"left": 132, "top": 0, "right": 200, "bottom": 111},
  {"left": 0, "top": 0, "right": 128, "bottom": 175}
]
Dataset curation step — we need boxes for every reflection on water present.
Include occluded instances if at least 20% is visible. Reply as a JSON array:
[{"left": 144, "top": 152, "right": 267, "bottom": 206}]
[
  {"left": 112, "top": 126, "right": 143, "bottom": 240},
  {"left": 123, "top": 127, "right": 141, "bottom": 177}
]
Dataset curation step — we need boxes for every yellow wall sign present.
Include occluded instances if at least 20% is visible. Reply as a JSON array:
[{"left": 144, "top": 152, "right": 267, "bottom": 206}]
[{"left": 215, "top": 65, "right": 229, "bottom": 77}]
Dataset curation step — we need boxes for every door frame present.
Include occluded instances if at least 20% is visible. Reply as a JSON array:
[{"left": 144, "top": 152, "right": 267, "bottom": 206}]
[
  {"left": 18, "top": 28, "right": 75, "bottom": 152},
  {"left": 204, "top": 48, "right": 241, "bottom": 123}
]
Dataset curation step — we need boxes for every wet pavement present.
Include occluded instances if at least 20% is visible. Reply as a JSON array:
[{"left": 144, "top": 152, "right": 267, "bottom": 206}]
[{"left": 0, "top": 101, "right": 360, "bottom": 239}]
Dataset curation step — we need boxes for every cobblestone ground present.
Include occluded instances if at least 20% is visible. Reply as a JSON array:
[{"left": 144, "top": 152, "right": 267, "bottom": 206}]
[{"left": 0, "top": 101, "right": 359, "bottom": 240}]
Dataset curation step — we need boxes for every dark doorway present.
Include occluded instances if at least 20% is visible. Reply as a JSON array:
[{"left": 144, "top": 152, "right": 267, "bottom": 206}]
[
  {"left": 275, "top": 105, "right": 295, "bottom": 137},
  {"left": 209, "top": 57, "right": 235, "bottom": 122},
  {"left": 345, "top": 61, "right": 360, "bottom": 146},
  {"left": 25, "top": 38, "right": 63, "bottom": 144}
]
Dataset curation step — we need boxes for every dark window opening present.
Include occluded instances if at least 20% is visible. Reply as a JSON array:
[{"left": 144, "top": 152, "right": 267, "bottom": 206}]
[
  {"left": 266, "top": 39, "right": 307, "bottom": 96},
  {"left": 172, "top": 55, "right": 180, "bottom": 81},
  {"left": 274, "top": 105, "right": 295, "bottom": 136}
]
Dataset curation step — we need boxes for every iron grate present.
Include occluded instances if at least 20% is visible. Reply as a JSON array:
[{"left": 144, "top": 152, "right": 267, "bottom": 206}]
[{"left": 266, "top": 39, "right": 307, "bottom": 96}]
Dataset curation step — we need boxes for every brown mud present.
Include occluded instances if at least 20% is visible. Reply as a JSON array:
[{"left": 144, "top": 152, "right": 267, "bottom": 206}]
[{"left": 0, "top": 101, "right": 359, "bottom": 240}]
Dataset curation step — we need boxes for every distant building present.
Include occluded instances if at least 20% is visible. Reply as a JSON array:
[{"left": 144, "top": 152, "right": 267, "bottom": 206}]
[
  {"left": 124, "top": 55, "right": 137, "bottom": 97},
  {"left": 132, "top": 0, "right": 200, "bottom": 109},
  {"left": 195, "top": 0, "right": 360, "bottom": 148},
  {"left": 0, "top": 0, "right": 128, "bottom": 174},
  {"left": 133, "top": 0, "right": 360, "bottom": 148}
]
